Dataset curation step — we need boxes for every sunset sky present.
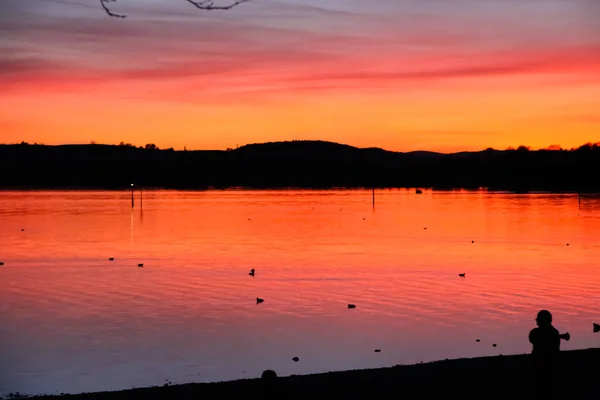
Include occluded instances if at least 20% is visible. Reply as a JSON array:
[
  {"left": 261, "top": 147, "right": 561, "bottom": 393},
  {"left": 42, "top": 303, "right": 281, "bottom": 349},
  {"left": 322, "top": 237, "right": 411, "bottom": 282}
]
[{"left": 1, "top": 0, "right": 599, "bottom": 152}]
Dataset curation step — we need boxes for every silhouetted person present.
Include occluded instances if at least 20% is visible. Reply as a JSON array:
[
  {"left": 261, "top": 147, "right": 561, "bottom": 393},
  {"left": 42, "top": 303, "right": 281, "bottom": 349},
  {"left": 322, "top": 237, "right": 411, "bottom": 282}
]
[
  {"left": 529, "top": 310, "right": 570, "bottom": 395},
  {"left": 529, "top": 310, "right": 570, "bottom": 358},
  {"left": 529, "top": 310, "right": 559, "bottom": 357}
]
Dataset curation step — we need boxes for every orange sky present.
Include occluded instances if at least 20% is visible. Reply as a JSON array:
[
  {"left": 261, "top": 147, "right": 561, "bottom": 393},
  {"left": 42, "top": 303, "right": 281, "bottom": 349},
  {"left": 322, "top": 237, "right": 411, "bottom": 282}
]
[{"left": 1, "top": 0, "right": 599, "bottom": 152}]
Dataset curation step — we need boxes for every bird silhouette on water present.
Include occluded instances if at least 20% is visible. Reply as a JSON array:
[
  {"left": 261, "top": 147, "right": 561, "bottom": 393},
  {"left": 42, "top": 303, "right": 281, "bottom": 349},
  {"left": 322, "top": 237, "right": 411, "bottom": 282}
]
[
  {"left": 138, "top": 263, "right": 144, "bottom": 268},
  {"left": 593, "top": 323, "right": 599, "bottom": 333},
  {"left": 256, "top": 297, "right": 264, "bottom": 304},
  {"left": 348, "top": 304, "right": 356, "bottom": 309},
  {"left": 249, "top": 268, "right": 255, "bottom": 277},
  {"left": 109, "top": 258, "right": 114, "bottom": 261},
  {"left": 459, "top": 273, "right": 466, "bottom": 277}
]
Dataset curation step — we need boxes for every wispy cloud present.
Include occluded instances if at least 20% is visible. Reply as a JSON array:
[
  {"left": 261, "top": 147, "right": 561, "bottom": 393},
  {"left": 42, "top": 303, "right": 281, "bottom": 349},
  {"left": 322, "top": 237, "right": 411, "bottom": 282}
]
[
  {"left": 570, "top": 115, "right": 600, "bottom": 124},
  {"left": 3, "top": 0, "right": 598, "bottom": 80}
]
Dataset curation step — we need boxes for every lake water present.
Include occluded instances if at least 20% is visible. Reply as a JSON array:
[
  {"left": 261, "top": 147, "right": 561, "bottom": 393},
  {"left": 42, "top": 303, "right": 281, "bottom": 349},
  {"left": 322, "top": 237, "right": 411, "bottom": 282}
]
[{"left": 1, "top": 189, "right": 599, "bottom": 397}]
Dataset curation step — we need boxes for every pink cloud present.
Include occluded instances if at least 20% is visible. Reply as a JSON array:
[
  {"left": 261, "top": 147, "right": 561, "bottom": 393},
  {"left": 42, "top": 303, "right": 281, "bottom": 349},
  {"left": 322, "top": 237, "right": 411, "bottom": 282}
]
[{"left": 2, "top": 0, "right": 599, "bottom": 101}]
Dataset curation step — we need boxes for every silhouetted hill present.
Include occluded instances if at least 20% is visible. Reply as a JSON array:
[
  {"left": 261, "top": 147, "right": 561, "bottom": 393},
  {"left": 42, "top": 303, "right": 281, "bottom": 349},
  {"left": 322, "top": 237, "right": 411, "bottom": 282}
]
[{"left": 0, "top": 140, "right": 599, "bottom": 191}]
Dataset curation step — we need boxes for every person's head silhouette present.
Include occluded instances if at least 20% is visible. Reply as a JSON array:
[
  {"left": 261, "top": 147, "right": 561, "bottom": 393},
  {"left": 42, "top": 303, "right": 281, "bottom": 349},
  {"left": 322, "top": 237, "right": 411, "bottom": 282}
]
[{"left": 536, "top": 310, "right": 553, "bottom": 327}]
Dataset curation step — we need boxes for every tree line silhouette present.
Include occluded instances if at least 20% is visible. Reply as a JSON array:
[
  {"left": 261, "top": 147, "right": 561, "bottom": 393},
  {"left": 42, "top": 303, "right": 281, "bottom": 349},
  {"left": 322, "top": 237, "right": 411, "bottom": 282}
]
[{"left": 0, "top": 140, "right": 598, "bottom": 191}]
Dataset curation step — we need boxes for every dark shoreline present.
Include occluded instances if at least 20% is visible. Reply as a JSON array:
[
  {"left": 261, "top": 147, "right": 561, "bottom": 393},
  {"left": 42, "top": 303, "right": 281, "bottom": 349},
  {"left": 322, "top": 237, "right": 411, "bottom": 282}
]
[
  {"left": 22, "top": 348, "right": 600, "bottom": 399},
  {"left": 2, "top": 141, "right": 600, "bottom": 192}
]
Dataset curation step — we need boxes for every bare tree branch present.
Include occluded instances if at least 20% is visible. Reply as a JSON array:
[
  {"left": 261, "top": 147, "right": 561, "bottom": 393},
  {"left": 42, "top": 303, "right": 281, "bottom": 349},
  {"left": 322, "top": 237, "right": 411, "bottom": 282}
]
[
  {"left": 100, "top": 0, "right": 126, "bottom": 18},
  {"left": 100, "top": 0, "right": 249, "bottom": 18},
  {"left": 185, "top": 0, "right": 250, "bottom": 11}
]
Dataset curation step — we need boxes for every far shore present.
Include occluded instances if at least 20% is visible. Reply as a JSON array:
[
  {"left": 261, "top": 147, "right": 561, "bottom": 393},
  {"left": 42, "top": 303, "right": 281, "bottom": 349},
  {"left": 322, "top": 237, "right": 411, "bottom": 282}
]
[
  {"left": 0, "top": 186, "right": 598, "bottom": 194},
  {"left": 2, "top": 141, "right": 600, "bottom": 192},
  {"left": 23, "top": 348, "right": 600, "bottom": 400}
]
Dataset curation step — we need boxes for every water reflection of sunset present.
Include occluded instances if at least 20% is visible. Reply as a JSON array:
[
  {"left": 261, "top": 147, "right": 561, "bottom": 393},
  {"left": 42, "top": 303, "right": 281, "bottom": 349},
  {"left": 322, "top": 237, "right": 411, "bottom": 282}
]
[{"left": 0, "top": 190, "right": 599, "bottom": 395}]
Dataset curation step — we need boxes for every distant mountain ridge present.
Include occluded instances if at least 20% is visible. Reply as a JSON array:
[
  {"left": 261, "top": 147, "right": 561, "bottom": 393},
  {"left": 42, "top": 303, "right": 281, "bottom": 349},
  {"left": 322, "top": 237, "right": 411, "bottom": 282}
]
[
  {"left": 0, "top": 140, "right": 598, "bottom": 191},
  {"left": 235, "top": 140, "right": 472, "bottom": 156}
]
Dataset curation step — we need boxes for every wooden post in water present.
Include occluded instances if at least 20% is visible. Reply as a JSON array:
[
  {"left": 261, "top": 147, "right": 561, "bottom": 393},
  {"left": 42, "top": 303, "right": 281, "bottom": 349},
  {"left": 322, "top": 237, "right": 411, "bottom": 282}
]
[
  {"left": 131, "top": 183, "right": 134, "bottom": 209},
  {"left": 140, "top": 187, "right": 143, "bottom": 210},
  {"left": 372, "top": 188, "right": 375, "bottom": 207},
  {"left": 578, "top": 192, "right": 581, "bottom": 205}
]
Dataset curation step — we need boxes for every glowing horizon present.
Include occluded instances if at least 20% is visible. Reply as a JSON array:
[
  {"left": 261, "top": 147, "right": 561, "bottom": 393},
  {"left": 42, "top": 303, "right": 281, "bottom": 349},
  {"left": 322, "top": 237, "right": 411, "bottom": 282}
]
[{"left": 1, "top": 0, "right": 599, "bottom": 152}]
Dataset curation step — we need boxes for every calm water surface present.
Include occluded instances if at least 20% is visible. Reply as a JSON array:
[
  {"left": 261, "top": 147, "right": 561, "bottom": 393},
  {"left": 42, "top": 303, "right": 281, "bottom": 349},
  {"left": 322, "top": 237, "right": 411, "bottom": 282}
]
[{"left": 1, "top": 190, "right": 599, "bottom": 396}]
